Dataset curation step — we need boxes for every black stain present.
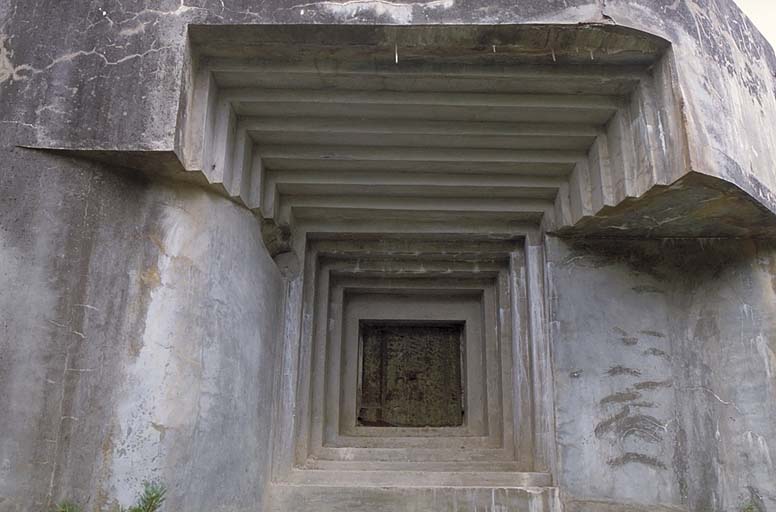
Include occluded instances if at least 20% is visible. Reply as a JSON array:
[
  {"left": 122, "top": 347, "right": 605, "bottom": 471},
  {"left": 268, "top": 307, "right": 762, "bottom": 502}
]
[
  {"left": 673, "top": 425, "right": 689, "bottom": 501},
  {"left": 606, "top": 366, "right": 642, "bottom": 377},
  {"left": 643, "top": 347, "right": 670, "bottom": 359},
  {"left": 600, "top": 391, "right": 641, "bottom": 406},
  {"left": 594, "top": 406, "right": 665, "bottom": 444},
  {"left": 607, "top": 452, "right": 667, "bottom": 470},
  {"left": 640, "top": 330, "right": 666, "bottom": 338},
  {"left": 595, "top": 407, "right": 631, "bottom": 438},
  {"left": 634, "top": 380, "right": 673, "bottom": 390},
  {"left": 616, "top": 414, "right": 665, "bottom": 443}
]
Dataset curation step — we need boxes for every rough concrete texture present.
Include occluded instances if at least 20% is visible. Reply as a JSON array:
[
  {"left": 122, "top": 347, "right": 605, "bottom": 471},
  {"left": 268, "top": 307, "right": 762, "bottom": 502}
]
[
  {"left": 0, "top": 143, "right": 285, "bottom": 510},
  {"left": 0, "top": 0, "right": 774, "bottom": 215},
  {"left": 547, "top": 237, "right": 776, "bottom": 512},
  {"left": 268, "top": 484, "right": 560, "bottom": 512},
  {"left": 555, "top": 172, "right": 776, "bottom": 238},
  {"left": 1, "top": 1, "right": 776, "bottom": 511}
]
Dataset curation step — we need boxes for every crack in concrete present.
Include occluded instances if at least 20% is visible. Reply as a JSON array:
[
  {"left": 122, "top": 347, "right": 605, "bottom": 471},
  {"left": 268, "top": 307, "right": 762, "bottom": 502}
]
[{"left": 686, "top": 385, "right": 744, "bottom": 414}]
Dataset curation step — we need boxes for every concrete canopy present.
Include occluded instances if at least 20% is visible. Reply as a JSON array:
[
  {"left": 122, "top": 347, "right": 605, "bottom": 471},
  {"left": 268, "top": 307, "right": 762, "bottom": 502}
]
[{"left": 17, "top": 19, "right": 776, "bottom": 244}]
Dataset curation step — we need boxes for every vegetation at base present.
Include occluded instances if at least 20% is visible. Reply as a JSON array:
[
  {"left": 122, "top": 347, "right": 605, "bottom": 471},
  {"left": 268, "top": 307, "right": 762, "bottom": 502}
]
[
  {"left": 55, "top": 481, "right": 166, "bottom": 512},
  {"left": 54, "top": 503, "right": 80, "bottom": 512}
]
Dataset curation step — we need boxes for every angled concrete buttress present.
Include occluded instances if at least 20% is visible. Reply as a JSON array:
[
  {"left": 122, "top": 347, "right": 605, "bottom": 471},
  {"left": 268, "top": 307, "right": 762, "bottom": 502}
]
[{"left": 1, "top": 2, "right": 776, "bottom": 512}]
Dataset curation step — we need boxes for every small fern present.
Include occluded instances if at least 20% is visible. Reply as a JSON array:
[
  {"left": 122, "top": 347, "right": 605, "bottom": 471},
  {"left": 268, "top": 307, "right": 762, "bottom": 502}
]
[
  {"left": 54, "top": 502, "right": 81, "bottom": 512},
  {"left": 125, "top": 481, "right": 166, "bottom": 512},
  {"left": 55, "top": 481, "right": 166, "bottom": 512}
]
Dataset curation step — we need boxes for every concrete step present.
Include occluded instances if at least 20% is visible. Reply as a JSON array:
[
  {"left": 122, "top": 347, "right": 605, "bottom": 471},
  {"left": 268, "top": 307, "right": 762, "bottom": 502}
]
[
  {"left": 304, "top": 460, "right": 525, "bottom": 472},
  {"left": 283, "top": 469, "right": 550, "bottom": 488},
  {"left": 267, "top": 483, "right": 561, "bottom": 511}
]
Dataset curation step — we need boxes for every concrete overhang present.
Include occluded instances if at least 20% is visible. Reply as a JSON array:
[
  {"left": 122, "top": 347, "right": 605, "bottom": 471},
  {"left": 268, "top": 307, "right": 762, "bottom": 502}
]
[{"left": 25, "top": 23, "right": 776, "bottom": 249}]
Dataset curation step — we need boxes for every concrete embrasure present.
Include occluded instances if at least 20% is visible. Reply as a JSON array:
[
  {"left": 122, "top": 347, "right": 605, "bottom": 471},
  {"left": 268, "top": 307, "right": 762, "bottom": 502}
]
[{"left": 267, "top": 237, "right": 544, "bottom": 507}]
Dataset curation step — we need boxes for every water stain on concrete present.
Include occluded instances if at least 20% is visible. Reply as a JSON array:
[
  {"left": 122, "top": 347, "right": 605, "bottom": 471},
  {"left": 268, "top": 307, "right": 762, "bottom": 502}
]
[
  {"left": 606, "top": 366, "right": 642, "bottom": 377},
  {"left": 140, "top": 265, "right": 161, "bottom": 289},
  {"left": 643, "top": 347, "right": 670, "bottom": 359},
  {"left": 600, "top": 391, "right": 642, "bottom": 406},
  {"left": 607, "top": 452, "right": 667, "bottom": 470},
  {"left": 634, "top": 380, "right": 673, "bottom": 390}
]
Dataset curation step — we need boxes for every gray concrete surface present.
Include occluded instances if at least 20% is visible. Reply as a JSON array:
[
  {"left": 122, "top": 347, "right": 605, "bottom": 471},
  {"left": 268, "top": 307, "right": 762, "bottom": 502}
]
[
  {"left": 547, "top": 238, "right": 776, "bottom": 511},
  {"left": 1, "top": 1, "right": 776, "bottom": 511},
  {"left": 0, "top": 147, "right": 285, "bottom": 510},
  {"left": 0, "top": 0, "right": 774, "bottom": 215}
]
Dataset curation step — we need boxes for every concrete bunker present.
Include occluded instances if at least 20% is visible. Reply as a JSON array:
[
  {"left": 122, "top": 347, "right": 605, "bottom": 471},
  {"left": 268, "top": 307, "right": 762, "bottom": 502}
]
[
  {"left": 175, "top": 23, "right": 693, "bottom": 510},
  {"left": 6, "top": 5, "right": 776, "bottom": 510}
]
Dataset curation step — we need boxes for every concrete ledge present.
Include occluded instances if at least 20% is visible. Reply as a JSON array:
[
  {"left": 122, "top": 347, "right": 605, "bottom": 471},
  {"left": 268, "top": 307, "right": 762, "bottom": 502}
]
[{"left": 268, "top": 482, "right": 560, "bottom": 512}]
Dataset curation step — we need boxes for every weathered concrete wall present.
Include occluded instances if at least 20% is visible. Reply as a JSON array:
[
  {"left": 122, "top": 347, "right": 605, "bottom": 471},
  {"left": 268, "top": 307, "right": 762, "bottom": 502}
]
[
  {"left": 604, "top": 1, "right": 776, "bottom": 213},
  {"left": 669, "top": 240, "right": 776, "bottom": 512},
  {"left": 2, "top": 1, "right": 776, "bottom": 511},
  {"left": 0, "top": 138, "right": 284, "bottom": 510},
  {"left": 547, "top": 237, "right": 776, "bottom": 512},
  {"left": 0, "top": 0, "right": 774, "bottom": 213},
  {"left": 547, "top": 237, "right": 682, "bottom": 511}
]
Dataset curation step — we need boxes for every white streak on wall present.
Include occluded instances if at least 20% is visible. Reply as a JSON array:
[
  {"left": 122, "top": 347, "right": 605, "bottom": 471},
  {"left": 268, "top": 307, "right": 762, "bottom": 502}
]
[
  {"left": 109, "top": 203, "right": 203, "bottom": 505},
  {"left": 304, "top": 0, "right": 454, "bottom": 24}
]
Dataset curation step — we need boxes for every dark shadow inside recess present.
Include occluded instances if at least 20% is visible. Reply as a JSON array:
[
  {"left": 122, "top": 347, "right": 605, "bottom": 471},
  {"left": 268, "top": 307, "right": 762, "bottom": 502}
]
[{"left": 357, "top": 320, "right": 465, "bottom": 428}]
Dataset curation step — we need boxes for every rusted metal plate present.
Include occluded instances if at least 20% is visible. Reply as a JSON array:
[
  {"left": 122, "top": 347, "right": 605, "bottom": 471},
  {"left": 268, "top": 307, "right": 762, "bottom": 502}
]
[{"left": 359, "top": 322, "right": 464, "bottom": 428}]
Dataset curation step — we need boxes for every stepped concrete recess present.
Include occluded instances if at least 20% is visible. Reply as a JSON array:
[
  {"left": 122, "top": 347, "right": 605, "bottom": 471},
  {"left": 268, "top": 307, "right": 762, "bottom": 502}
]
[
  {"left": 262, "top": 237, "right": 550, "bottom": 506},
  {"left": 179, "top": 25, "right": 686, "bottom": 242}
]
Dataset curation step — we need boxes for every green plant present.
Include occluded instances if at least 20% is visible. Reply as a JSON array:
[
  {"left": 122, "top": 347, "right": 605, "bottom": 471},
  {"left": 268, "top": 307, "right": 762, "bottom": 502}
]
[
  {"left": 741, "top": 501, "right": 758, "bottom": 512},
  {"left": 112, "top": 482, "right": 167, "bottom": 512},
  {"left": 54, "top": 481, "right": 166, "bottom": 512},
  {"left": 54, "top": 502, "right": 81, "bottom": 512},
  {"left": 122, "top": 481, "right": 166, "bottom": 512}
]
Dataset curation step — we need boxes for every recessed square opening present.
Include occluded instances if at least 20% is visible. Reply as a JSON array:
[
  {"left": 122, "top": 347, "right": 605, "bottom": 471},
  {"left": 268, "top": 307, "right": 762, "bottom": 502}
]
[{"left": 357, "top": 321, "right": 464, "bottom": 428}]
